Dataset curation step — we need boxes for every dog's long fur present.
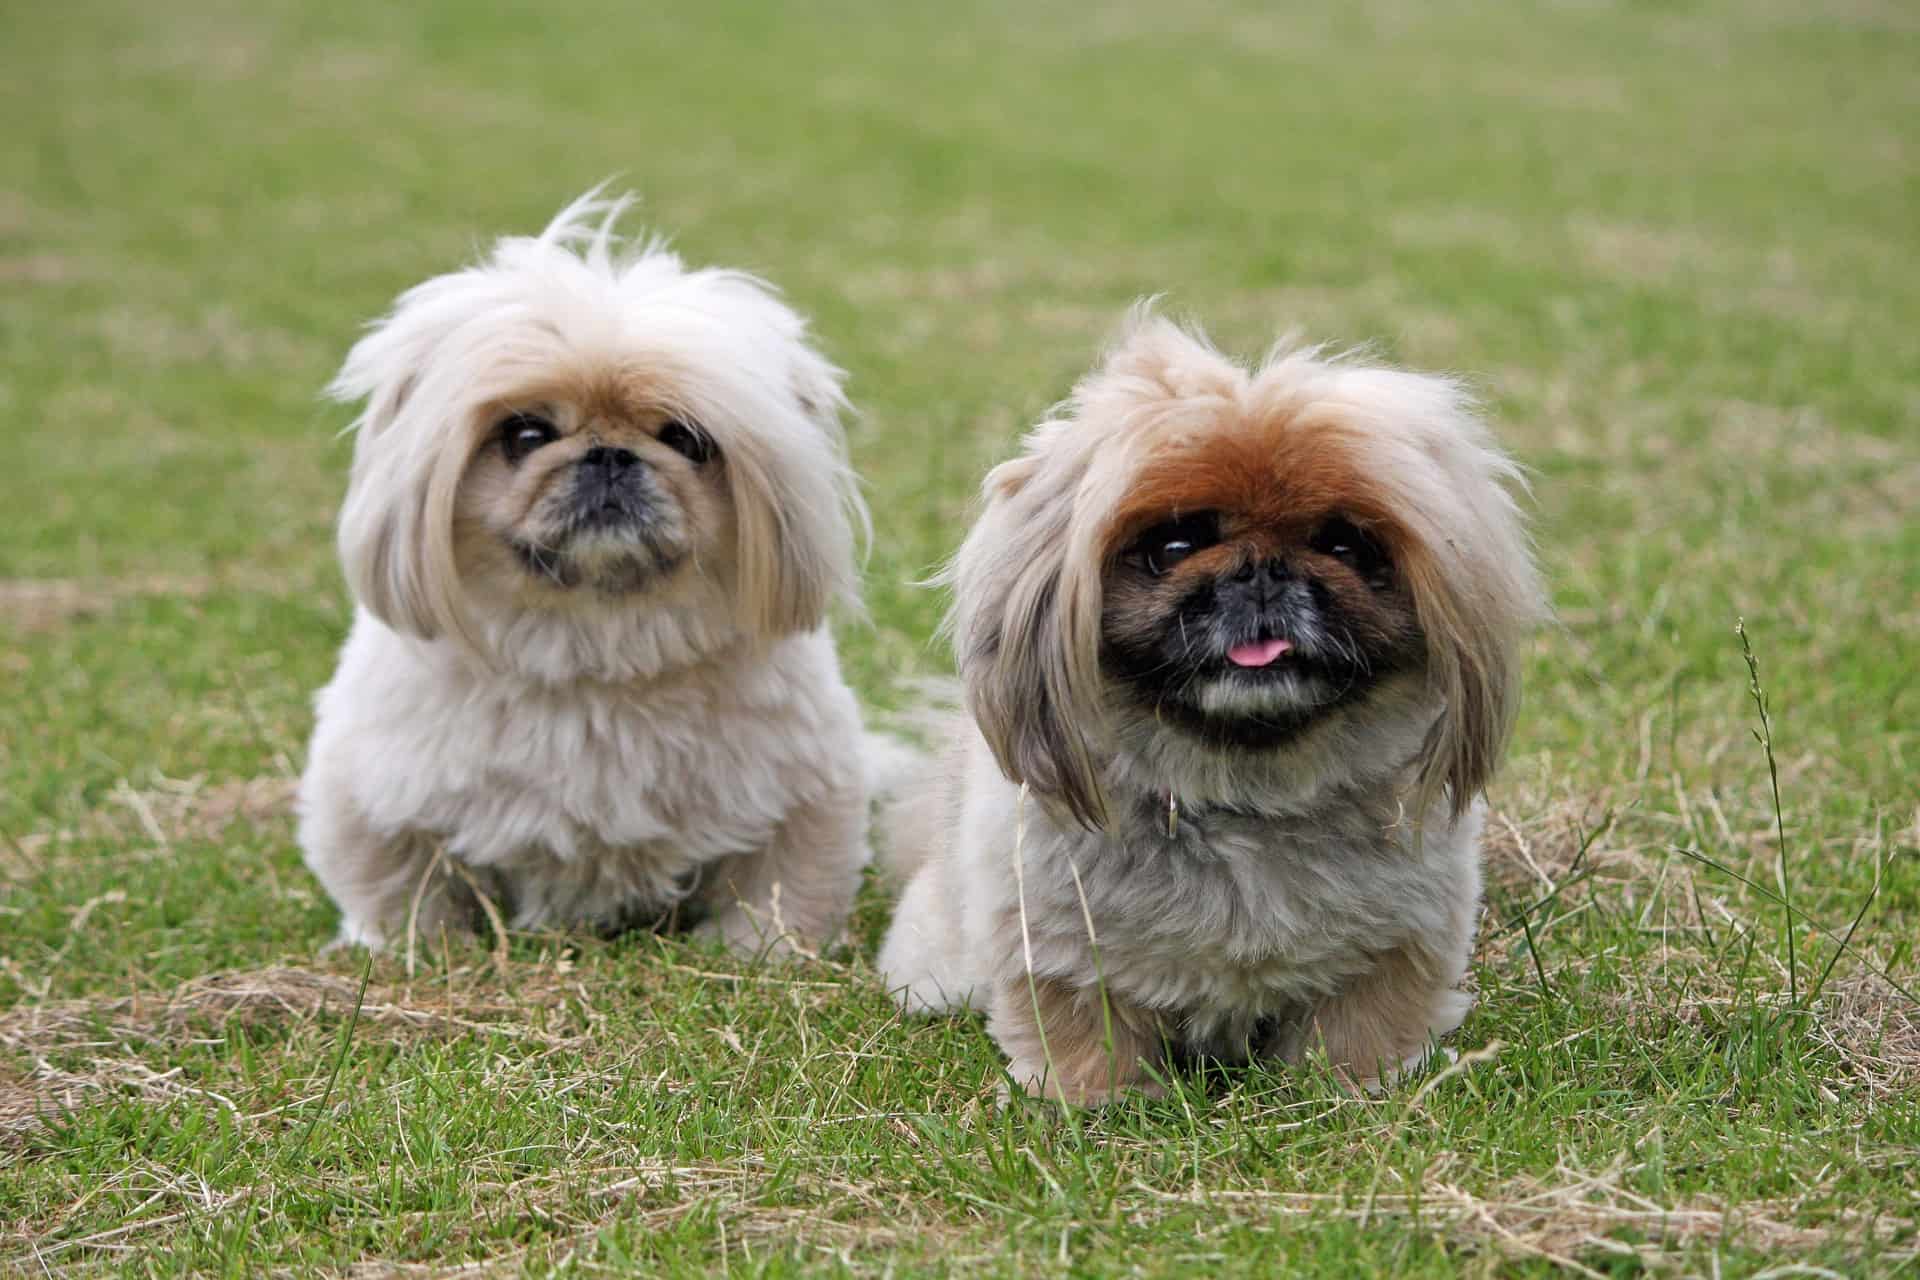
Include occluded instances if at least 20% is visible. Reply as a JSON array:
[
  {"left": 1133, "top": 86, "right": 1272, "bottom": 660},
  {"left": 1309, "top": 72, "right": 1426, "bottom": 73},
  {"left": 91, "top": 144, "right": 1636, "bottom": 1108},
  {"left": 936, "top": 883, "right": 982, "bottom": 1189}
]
[
  {"left": 877, "top": 313, "right": 1545, "bottom": 1101},
  {"left": 299, "top": 194, "right": 872, "bottom": 955}
]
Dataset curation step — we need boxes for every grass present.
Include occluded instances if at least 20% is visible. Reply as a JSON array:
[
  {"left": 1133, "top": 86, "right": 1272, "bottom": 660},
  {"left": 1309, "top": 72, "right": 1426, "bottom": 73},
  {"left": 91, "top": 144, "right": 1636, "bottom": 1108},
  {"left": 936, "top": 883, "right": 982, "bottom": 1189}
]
[{"left": 2, "top": 0, "right": 1916, "bottom": 1273}]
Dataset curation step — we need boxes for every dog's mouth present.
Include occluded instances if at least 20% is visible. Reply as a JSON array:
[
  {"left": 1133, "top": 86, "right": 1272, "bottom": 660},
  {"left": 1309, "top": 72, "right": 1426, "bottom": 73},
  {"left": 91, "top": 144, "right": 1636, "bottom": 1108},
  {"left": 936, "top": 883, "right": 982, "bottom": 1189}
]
[
  {"left": 1225, "top": 636, "right": 1294, "bottom": 668},
  {"left": 570, "top": 497, "right": 644, "bottom": 533},
  {"left": 507, "top": 532, "right": 685, "bottom": 594},
  {"left": 1120, "top": 628, "right": 1386, "bottom": 750},
  {"left": 1205, "top": 632, "right": 1341, "bottom": 684},
  {"left": 506, "top": 465, "right": 690, "bottom": 595},
  {"left": 1173, "top": 658, "right": 1379, "bottom": 750},
  {"left": 563, "top": 470, "right": 659, "bottom": 536}
]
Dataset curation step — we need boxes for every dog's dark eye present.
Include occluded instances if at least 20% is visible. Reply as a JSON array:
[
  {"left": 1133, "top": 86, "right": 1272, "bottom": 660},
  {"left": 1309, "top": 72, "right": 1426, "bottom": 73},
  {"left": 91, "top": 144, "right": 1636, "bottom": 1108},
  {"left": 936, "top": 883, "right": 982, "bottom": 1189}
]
[
  {"left": 1130, "top": 512, "right": 1220, "bottom": 576},
  {"left": 498, "top": 413, "right": 558, "bottom": 465},
  {"left": 1310, "top": 516, "right": 1386, "bottom": 572},
  {"left": 657, "top": 419, "right": 716, "bottom": 464}
]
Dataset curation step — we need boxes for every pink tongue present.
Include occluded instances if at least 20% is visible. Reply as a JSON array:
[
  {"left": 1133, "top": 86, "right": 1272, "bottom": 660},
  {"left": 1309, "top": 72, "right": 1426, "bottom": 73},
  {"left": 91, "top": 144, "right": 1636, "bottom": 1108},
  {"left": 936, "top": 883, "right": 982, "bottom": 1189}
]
[{"left": 1227, "top": 637, "right": 1293, "bottom": 667}]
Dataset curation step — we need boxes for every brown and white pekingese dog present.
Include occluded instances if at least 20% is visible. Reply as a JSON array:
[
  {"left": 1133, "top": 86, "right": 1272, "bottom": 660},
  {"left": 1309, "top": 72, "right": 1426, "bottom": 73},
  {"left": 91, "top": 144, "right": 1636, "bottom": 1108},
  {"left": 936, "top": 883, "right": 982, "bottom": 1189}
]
[
  {"left": 299, "top": 193, "right": 872, "bottom": 957},
  {"left": 876, "top": 311, "right": 1545, "bottom": 1101}
]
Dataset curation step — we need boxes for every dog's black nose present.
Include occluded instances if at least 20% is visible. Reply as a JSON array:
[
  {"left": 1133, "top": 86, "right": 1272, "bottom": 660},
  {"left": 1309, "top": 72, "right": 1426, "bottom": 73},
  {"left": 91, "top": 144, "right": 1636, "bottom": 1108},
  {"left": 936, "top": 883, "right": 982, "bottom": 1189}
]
[
  {"left": 1232, "top": 557, "right": 1289, "bottom": 585},
  {"left": 581, "top": 445, "right": 639, "bottom": 474}
]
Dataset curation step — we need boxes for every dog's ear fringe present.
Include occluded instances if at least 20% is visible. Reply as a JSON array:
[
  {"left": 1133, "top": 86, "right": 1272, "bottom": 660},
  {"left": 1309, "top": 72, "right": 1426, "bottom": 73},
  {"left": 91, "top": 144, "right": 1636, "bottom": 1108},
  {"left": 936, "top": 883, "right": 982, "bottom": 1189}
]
[
  {"left": 950, "top": 446, "right": 1111, "bottom": 833},
  {"left": 725, "top": 442, "right": 864, "bottom": 637},
  {"left": 714, "top": 338, "right": 866, "bottom": 638},
  {"left": 960, "top": 582, "right": 1109, "bottom": 833},
  {"left": 1404, "top": 545, "right": 1524, "bottom": 822},
  {"left": 1381, "top": 398, "right": 1545, "bottom": 823},
  {"left": 335, "top": 403, "right": 476, "bottom": 649},
  {"left": 328, "top": 283, "right": 490, "bottom": 650}
]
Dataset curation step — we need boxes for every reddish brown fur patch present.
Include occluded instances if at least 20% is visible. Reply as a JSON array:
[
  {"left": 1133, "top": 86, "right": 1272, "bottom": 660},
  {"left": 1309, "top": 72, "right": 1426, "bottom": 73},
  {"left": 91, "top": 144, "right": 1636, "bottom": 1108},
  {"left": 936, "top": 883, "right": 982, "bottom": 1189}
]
[
  {"left": 1306, "top": 945, "right": 1470, "bottom": 1087},
  {"left": 1105, "top": 415, "right": 1407, "bottom": 556},
  {"left": 990, "top": 973, "right": 1168, "bottom": 1104}
]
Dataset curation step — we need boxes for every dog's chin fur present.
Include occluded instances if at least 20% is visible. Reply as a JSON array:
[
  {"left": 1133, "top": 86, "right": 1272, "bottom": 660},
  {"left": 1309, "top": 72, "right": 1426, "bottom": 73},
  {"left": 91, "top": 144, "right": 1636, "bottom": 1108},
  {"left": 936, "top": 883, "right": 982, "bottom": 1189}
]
[
  {"left": 299, "top": 192, "right": 873, "bottom": 955},
  {"left": 877, "top": 312, "right": 1547, "bottom": 1103}
]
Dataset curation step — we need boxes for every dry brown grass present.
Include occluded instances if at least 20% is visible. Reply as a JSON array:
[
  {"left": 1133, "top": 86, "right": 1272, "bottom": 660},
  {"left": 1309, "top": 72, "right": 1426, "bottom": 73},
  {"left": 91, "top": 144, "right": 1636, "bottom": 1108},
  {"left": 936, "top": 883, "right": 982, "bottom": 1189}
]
[
  {"left": 1138, "top": 1157, "right": 1919, "bottom": 1277},
  {"left": 88, "top": 773, "right": 298, "bottom": 848},
  {"left": 19, "top": 1106, "right": 1910, "bottom": 1277},
  {"left": 1816, "top": 972, "right": 1920, "bottom": 1098},
  {"left": 0, "top": 570, "right": 300, "bottom": 636},
  {"left": 0, "top": 964, "right": 591, "bottom": 1057},
  {"left": 0, "top": 580, "right": 125, "bottom": 635},
  {"left": 10, "top": 1145, "right": 957, "bottom": 1278},
  {"left": 1481, "top": 791, "right": 1920, "bottom": 1099},
  {"left": 0, "top": 963, "right": 599, "bottom": 1148},
  {"left": 3, "top": 774, "right": 298, "bottom": 884}
]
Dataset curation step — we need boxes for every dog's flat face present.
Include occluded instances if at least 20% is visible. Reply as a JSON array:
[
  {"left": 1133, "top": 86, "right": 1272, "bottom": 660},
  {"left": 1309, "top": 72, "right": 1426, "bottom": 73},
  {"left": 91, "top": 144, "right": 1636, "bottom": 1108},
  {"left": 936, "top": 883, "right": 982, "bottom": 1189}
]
[
  {"left": 330, "top": 204, "right": 863, "bottom": 664},
  {"left": 953, "top": 316, "right": 1540, "bottom": 827},
  {"left": 455, "top": 372, "right": 734, "bottom": 603},
  {"left": 1098, "top": 419, "right": 1424, "bottom": 750}
]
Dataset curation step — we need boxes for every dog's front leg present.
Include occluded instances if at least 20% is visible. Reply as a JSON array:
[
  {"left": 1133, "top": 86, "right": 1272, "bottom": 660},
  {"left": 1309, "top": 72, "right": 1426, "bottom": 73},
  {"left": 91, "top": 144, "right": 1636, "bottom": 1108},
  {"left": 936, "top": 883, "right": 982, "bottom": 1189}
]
[
  {"left": 991, "top": 975, "right": 1165, "bottom": 1105},
  {"left": 693, "top": 774, "right": 867, "bottom": 959},
  {"left": 1305, "top": 945, "right": 1474, "bottom": 1090},
  {"left": 299, "top": 789, "right": 471, "bottom": 951}
]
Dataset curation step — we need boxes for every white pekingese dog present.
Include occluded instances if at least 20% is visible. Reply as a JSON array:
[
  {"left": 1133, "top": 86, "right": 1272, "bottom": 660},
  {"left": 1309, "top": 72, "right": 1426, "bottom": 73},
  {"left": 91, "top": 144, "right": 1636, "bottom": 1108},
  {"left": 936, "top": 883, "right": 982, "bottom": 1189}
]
[
  {"left": 877, "top": 311, "right": 1546, "bottom": 1101},
  {"left": 299, "top": 193, "right": 872, "bottom": 957}
]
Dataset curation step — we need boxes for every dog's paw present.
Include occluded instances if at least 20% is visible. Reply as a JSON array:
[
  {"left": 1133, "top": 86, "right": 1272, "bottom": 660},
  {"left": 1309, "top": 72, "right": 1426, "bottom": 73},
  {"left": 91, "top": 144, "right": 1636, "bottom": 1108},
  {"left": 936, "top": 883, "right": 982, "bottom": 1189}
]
[
  {"left": 884, "top": 973, "right": 978, "bottom": 1016},
  {"left": 322, "top": 920, "right": 387, "bottom": 955},
  {"left": 691, "top": 909, "right": 810, "bottom": 963},
  {"left": 1002, "top": 1059, "right": 1164, "bottom": 1108}
]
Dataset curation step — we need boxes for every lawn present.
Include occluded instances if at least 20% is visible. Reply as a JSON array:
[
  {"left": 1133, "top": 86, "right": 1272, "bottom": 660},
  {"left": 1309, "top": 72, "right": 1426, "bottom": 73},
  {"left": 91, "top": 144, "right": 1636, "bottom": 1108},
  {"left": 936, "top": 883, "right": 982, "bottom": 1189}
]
[{"left": 2, "top": 0, "right": 1916, "bottom": 1273}]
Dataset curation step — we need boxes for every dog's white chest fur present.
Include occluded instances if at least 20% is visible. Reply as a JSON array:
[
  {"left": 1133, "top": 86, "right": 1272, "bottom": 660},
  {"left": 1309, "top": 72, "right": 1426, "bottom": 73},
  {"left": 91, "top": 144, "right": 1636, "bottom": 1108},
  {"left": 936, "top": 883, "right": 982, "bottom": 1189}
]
[{"left": 302, "top": 614, "right": 856, "bottom": 935}]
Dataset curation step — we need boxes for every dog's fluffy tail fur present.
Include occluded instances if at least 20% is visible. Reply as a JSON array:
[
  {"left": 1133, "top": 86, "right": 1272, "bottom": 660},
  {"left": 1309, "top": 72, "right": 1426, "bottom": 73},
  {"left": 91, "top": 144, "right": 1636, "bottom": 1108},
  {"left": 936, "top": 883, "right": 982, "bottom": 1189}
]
[
  {"left": 863, "top": 683, "right": 965, "bottom": 882},
  {"left": 860, "top": 731, "right": 922, "bottom": 805}
]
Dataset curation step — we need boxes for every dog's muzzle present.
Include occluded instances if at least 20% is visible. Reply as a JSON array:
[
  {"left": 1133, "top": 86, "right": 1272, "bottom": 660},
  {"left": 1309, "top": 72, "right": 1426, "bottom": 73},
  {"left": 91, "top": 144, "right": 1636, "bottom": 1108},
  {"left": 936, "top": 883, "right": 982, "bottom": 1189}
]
[{"left": 567, "top": 445, "right": 656, "bottom": 532}]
